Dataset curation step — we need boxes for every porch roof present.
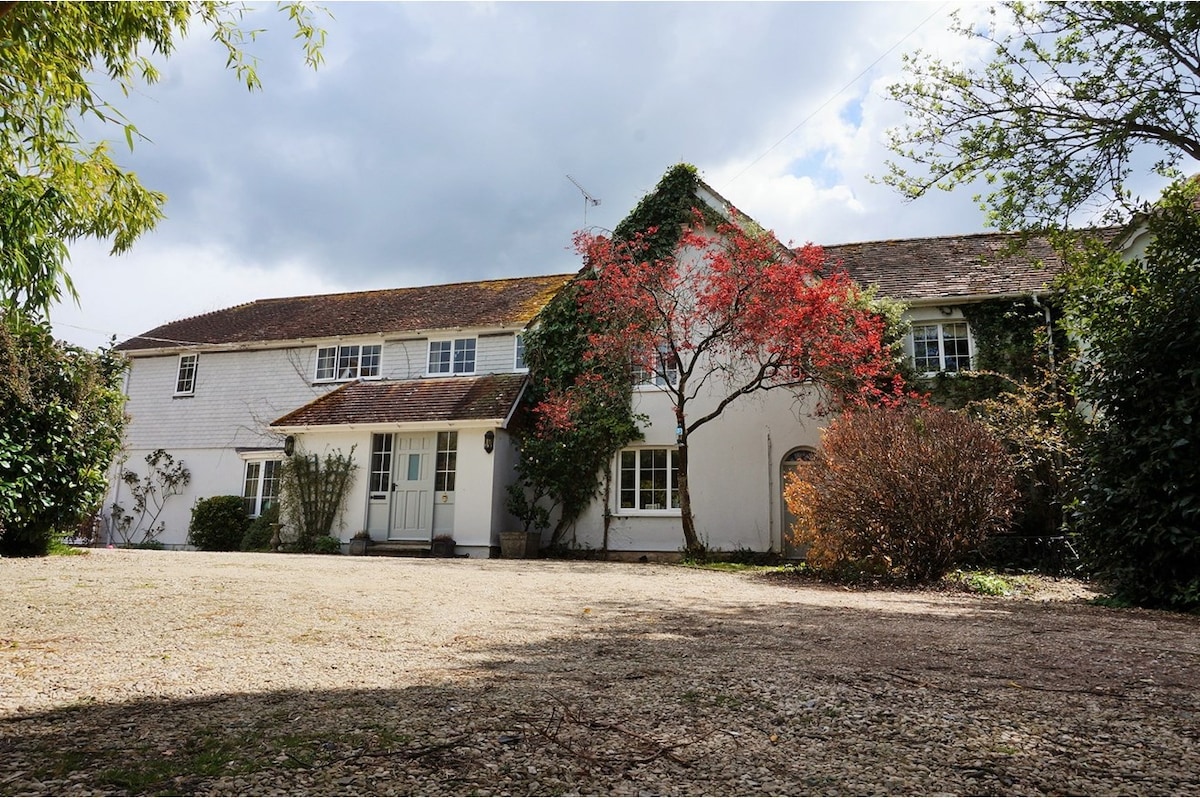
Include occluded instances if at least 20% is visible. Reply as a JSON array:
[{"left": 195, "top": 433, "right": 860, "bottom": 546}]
[{"left": 271, "top": 373, "right": 528, "bottom": 429}]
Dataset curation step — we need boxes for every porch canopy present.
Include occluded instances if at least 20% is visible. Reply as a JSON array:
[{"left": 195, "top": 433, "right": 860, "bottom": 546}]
[{"left": 271, "top": 373, "right": 528, "bottom": 431}]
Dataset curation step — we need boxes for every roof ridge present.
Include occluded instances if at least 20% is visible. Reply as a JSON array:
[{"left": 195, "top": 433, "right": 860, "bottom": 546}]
[
  {"left": 249, "top": 272, "right": 577, "bottom": 307},
  {"left": 821, "top": 225, "right": 1124, "bottom": 250}
]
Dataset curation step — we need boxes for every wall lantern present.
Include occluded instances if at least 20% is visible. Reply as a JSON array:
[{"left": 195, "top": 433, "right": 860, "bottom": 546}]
[
  {"left": 284, "top": 435, "right": 296, "bottom": 457},
  {"left": 483, "top": 430, "right": 495, "bottom": 454}
]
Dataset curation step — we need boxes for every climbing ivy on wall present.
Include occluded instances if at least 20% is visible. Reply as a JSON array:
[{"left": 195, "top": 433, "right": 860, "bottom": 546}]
[
  {"left": 923, "top": 297, "right": 1067, "bottom": 409},
  {"left": 511, "top": 281, "right": 642, "bottom": 544}
]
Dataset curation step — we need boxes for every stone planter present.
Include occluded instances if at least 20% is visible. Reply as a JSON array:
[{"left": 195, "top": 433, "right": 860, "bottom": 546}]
[
  {"left": 431, "top": 537, "right": 456, "bottom": 558},
  {"left": 499, "top": 531, "right": 540, "bottom": 559},
  {"left": 348, "top": 536, "right": 370, "bottom": 556}
]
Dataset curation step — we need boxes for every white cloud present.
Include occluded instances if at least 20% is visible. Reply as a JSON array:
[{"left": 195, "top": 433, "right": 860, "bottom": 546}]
[{"left": 46, "top": 2, "right": 1021, "bottom": 348}]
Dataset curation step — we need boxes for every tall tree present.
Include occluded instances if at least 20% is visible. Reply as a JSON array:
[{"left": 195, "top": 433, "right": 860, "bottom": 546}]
[
  {"left": 0, "top": 318, "right": 126, "bottom": 556},
  {"left": 0, "top": 1, "right": 327, "bottom": 318},
  {"left": 0, "top": 2, "right": 325, "bottom": 556},
  {"left": 571, "top": 210, "right": 904, "bottom": 553},
  {"left": 884, "top": 1, "right": 1200, "bottom": 232}
]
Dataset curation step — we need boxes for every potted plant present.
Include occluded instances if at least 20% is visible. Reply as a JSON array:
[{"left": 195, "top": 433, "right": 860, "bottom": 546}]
[
  {"left": 502, "top": 482, "right": 551, "bottom": 558},
  {"left": 348, "top": 530, "right": 371, "bottom": 556},
  {"left": 431, "top": 534, "right": 456, "bottom": 558}
]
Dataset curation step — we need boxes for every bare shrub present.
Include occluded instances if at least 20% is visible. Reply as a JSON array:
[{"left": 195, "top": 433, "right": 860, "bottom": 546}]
[{"left": 785, "top": 406, "right": 1018, "bottom": 583}]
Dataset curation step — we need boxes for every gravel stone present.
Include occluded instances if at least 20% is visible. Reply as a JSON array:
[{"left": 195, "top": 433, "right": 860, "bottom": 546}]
[{"left": 0, "top": 550, "right": 1198, "bottom": 796}]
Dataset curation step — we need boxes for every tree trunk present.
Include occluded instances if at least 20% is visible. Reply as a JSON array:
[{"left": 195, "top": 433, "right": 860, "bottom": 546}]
[{"left": 677, "top": 432, "right": 703, "bottom": 555}]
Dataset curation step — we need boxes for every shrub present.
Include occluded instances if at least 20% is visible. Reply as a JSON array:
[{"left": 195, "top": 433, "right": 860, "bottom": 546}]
[
  {"left": 187, "top": 496, "right": 250, "bottom": 552},
  {"left": 784, "top": 406, "right": 1018, "bottom": 584},
  {"left": 1, "top": 318, "right": 126, "bottom": 557},
  {"left": 312, "top": 535, "right": 342, "bottom": 555},
  {"left": 1065, "top": 179, "right": 1200, "bottom": 611},
  {"left": 240, "top": 504, "right": 278, "bottom": 551}
]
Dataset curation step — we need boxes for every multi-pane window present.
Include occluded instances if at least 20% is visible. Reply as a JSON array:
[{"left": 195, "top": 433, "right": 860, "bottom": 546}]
[
  {"left": 514, "top": 334, "right": 527, "bottom": 371},
  {"left": 618, "top": 448, "right": 680, "bottom": 512},
  {"left": 912, "top": 322, "right": 971, "bottom": 373},
  {"left": 175, "top": 354, "right": 198, "bottom": 395},
  {"left": 633, "top": 344, "right": 679, "bottom": 387},
  {"left": 314, "top": 344, "right": 382, "bottom": 382},
  {"left": 428, "top": 338, "right": 476, "bottom": 375},
  {"left": 369, "top": 433, "right": 393, "bottom": 497},
  {"left": 243, "top": 459, "right": 281, "bottom": 517},
  {"left": 435, "top": 431, "right": 457, "bottom": 492}
]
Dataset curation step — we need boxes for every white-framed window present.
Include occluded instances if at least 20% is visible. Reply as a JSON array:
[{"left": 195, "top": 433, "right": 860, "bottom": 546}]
[
  {"left": 911, "top": 322, "right": 971, "bottom": 373},
  {"left": 514, "top": 334, "right": 527, "bottom": 371},
  {"left": 633, "top": 343, "right": 679, "bottom": 388},
  {"left": 314, "top": 344, "right": 382, "bottom": 382},
  {"left": 617, "top": 447, "right": 680, "bottom": 513},
  {"left": 428, "top": 338, "right": 476, "bottom": 375},
  {"left": 243, "top": 459, "right": 281, "bottom": 517},
  {"left": 435, "top": 431, "right": 457, "bottom": 492},
  {"left": 174, "top": 353, "right": 198, "bottom": 396},
  {"left": 369, "top": 433, "right": 393, "bottom": 499}
]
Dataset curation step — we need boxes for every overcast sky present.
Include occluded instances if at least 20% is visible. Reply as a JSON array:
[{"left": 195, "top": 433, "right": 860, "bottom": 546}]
[{"left": 51, "top": 1, "right": 1026, "bottom": 350}]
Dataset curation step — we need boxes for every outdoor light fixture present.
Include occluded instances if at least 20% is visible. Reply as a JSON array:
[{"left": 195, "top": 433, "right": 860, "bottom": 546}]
[{"left": 483, "top": 430, "right": 495, "bottom": 454}]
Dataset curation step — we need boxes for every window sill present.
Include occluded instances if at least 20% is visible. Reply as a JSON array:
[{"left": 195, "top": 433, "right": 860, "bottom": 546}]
[
  {"left": 172, "top": 392, "right": 194, "bottom": 399},
  {"left": 614, "top": 509, "right": 682, "bottom": 517}
]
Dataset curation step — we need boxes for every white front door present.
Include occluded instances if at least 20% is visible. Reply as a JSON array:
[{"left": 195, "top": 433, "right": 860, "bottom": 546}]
[{"left": 390, "top": 434, "right": 434, "bottom": 541}]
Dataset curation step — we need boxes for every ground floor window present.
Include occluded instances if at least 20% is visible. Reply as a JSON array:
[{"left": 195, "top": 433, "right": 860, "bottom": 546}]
[
  {"left": 618, "top": 447, "right": 679, "bottom": 512},
  {"left": 435, "top": 431, "right": 457, "bottom": 492},
  {"left": 243, "top": 460, "right": 281, "bottom": 517},
  {"left": 369, "top": 433, "right": 393, "bottom": 498}
]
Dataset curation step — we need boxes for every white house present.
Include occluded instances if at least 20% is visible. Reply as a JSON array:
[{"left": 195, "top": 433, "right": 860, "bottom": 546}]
[
  {"left": 110, "top": 275, "right": 572, "bottom": 556},
  {"left": 109, "top": 175, "right": 1085, "bottom": 558}
]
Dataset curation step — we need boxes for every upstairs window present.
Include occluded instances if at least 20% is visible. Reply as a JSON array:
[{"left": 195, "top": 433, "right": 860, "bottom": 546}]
[
  {"left": 912, "top": 322, "right": 971, "bottom": 373},
  {"left": 175, "top": 354, "right": 198, "bottom": 396},
  {"left": 315, "top": 344, "right": 381, "bottom": 382},
  {"left": 633, "top": 344, "right": 679, "bottom": 388},
  {"left": 428, "top": 338, "right": 476, "bottom": 375},
  {"left": 514, "top": 334, "right": 527, "bottom": 371}
]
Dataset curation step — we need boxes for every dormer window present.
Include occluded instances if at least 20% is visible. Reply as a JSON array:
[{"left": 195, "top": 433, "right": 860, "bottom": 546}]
[
  {"left": 428, "top": 338, "right": 476, "bottom": 375},
  {"left": 315, "top": 344, "right": 381, "bottom": 382}
]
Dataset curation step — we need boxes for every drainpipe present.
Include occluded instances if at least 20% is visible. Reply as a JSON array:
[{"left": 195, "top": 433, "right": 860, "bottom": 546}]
[{"left": 1030, "top": 293, "right": 1055, "bottom": 371}]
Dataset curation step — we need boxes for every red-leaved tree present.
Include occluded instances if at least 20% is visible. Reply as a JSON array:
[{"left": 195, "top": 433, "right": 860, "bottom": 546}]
[{"left": 572, "top": 209, "right": 905, "bottom": 553}]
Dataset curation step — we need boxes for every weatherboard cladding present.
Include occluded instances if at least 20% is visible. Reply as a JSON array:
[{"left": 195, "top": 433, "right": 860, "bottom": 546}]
[
  {"left": 117, "top": 274, "right": 575, "bottom": 352},
  {"left": 271, "top": 373, "right": 527, "bottom": 428}
]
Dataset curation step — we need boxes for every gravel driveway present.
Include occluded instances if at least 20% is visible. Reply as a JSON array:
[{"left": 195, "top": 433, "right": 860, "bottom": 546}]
[{"left": 1, "top": 549, "right": 1198, "bottom": 796}]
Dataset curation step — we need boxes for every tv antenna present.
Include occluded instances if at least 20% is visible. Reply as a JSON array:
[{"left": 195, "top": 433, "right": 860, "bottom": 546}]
[{"left": 566, "top": 174, "right": 601, "bottom": 226}]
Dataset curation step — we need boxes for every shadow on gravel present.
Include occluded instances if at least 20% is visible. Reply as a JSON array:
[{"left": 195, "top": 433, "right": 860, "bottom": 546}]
[{"left": 3, "top": 593, "right": 1199, "bottom": 797}]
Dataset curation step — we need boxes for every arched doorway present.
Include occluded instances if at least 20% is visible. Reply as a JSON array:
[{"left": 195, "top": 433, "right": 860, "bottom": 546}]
[{"left": 780, "top": 447, "right": 816, "bottom": 560}]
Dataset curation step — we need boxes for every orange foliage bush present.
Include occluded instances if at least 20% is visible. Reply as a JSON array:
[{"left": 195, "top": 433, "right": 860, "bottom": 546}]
[{"left": 785, "top": 406, "right": 1018, "bottom": 583}]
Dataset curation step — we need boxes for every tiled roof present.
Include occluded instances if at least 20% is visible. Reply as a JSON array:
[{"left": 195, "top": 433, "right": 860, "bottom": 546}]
[
  {"left": 117, "top": 274, "right": 575, "bottom": 352},
  {"left": 271, "top": 373, "right": 527, "bottom": 428},
  {"left": 824, "top": 229, "right": 1121, "bottom": 302}
]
